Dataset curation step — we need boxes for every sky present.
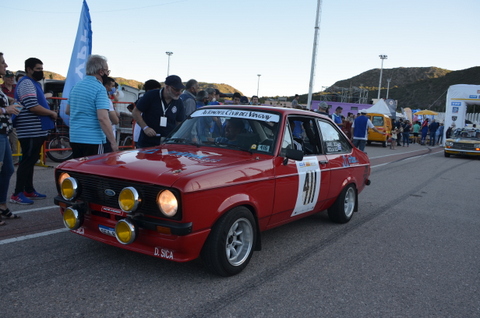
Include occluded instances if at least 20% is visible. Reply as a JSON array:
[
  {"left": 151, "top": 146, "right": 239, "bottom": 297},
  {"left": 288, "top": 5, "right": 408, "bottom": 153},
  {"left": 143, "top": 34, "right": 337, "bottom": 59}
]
[{"left": 2, "top": 0, "right": 479, "bottom": 98}]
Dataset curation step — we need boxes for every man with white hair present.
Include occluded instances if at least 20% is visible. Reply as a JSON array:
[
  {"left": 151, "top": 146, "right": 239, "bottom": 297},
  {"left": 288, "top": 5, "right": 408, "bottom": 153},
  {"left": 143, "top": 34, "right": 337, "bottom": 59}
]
[{"left": 67, "top": 54, "right": 118, "bottom": 158}]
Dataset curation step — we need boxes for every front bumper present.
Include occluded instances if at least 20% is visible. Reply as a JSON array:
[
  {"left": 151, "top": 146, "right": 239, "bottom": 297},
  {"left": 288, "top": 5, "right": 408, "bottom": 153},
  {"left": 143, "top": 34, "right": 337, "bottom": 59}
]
[{"left": 54, "top": 196, "right": 206, "bottom": 262}]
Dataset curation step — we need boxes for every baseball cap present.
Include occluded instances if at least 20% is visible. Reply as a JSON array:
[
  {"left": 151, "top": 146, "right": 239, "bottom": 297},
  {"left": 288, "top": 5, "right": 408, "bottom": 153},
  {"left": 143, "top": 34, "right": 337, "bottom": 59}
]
[
  {"left": 4, "top": 70, "right": 14, "bottom": 78},
  {"left": 164, "top": 75, "right": 185, "bottom": 90},
  {"left": 318, "top": 101, "right": 328, "bottom": 109}
]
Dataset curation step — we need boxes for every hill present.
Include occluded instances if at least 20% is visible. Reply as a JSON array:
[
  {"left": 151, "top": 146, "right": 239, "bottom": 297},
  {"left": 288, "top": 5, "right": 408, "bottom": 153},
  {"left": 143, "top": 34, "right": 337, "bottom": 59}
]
[{"left": 293, "top": 66, "right": 480, "bottom": 111}]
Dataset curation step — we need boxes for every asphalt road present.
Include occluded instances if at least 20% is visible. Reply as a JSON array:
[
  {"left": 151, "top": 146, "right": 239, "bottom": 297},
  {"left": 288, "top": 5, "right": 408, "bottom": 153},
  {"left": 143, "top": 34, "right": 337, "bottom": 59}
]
[{"left": 1, "top": 143, "right": 479, "bottom": 318}]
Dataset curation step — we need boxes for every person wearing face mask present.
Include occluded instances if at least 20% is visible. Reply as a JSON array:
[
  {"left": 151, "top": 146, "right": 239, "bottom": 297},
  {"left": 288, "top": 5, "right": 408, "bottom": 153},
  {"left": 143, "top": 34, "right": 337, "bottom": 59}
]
[
  {"left": 10, "top": 57, "right": 57, "bottom": 204},
  {"left": 66, "top": 55, "right": 118, "bottom": 158}
]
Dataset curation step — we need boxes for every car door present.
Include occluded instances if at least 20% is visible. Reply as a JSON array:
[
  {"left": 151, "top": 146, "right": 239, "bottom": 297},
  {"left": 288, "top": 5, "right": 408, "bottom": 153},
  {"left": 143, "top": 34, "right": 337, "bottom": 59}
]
[
  {"left": 316, "top": 119, "right": 356, "bottom": 199},
  {"left": 269, "top": 116, "right": 330, "bottom": 228}
]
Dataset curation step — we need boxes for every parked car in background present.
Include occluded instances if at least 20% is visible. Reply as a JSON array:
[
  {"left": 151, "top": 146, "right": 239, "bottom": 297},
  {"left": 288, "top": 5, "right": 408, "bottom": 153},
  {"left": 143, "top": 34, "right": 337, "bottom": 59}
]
[
  {"left": 54, "top": 105, "right": 371, "bottom": 276},
  {"left": 366, "top": 113, "right": 392, "bottom": 147},
  {"left": 444, "top": 127, "right": 480, "bottom": 158}
]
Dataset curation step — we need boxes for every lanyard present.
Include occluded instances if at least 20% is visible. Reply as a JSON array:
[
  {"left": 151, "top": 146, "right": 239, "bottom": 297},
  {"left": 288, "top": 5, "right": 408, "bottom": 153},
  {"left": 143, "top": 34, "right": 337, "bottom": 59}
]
[{"left": 159, "top": 88, "right": 171, "bottom": 115}]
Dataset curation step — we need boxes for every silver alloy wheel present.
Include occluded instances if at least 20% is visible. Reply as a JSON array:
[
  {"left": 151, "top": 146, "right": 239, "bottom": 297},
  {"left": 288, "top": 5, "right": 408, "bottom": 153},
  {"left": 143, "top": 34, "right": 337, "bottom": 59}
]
[
  {"left": 225, "top": 217, "right": 254, "bottom": 266},
  {"left": 344, "top": 186, "right": 356, "bottom": 218}
]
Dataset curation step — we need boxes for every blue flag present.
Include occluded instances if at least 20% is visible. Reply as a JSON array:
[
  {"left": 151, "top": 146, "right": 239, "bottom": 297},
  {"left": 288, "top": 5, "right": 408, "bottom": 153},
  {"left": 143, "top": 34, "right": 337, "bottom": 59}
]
[{"left": 60, "top": 0, "right": 92, "bottom": 126}]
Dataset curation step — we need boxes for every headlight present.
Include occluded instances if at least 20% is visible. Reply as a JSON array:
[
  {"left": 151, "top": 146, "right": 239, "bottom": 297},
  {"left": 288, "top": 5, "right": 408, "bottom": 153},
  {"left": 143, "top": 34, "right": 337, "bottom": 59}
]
[
  {"left": 58, "top": 172, "right": 71, "bottom": 185},
  {"left": 115, "top": 218, "right": 137, "bottom": 244},
  {"left": 61, "top": 177, "right": 78, "bottom": 201},
  {"left": 474, "top": 144, "right": 480, "bottom": 149},
  {"left": 445, "top": 141, "right": 453, "bottom": 147},
  {"left": 63, "top": 207, "right": 82, "bottom": 230},
  {"left": 118, "top": 187, "right": 141, "bottom": 213},
  {"left": 157, "top": 190, "right": 178, "bottom": 217}
]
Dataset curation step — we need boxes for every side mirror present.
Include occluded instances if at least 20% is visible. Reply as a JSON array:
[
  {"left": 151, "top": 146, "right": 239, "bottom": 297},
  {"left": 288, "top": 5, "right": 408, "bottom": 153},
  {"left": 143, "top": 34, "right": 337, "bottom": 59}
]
[{"left": 283, "top": 148, "right": 304, "bottom": 165}]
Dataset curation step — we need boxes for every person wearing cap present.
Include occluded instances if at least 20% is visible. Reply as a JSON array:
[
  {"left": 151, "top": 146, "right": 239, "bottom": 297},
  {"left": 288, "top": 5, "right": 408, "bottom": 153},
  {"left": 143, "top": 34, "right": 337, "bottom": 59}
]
[
  {"left": 351, "top": 110, "right": 384, "bottom": 152},
  {"left": 133, "top": 75, "right": 185, "bottom": 148},
  {"left": 316, "top": 101, "right": 329, "bottom": 116},
  {"left": 179, "top": 79, "right": 198, "bottom": 116},
  {"left": 67, "top": 54, "right": 118, "bottom": 159}
]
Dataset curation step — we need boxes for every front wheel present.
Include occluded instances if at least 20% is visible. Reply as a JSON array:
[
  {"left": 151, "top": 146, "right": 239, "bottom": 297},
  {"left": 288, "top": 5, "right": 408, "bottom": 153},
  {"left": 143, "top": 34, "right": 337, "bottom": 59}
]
[
  {"left": 201, "top": 207, "right": 256, "bottom": 276},
  {"left": 328, "top": 184, "right": 357, "bottom": 224},
  {"left": 444, "top": 152, "right": 450, "bottom": 157},
  {"left": 46, "top": 136, "right": 73, "bottom": 162}
]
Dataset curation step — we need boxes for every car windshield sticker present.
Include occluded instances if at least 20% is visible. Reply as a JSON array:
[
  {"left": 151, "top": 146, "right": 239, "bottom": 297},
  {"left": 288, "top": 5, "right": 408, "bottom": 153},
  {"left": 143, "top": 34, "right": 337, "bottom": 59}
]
[
  {"left": 291, "top": 158, "right": 321, "bottom": 216},
  {"left": 257, "top": 144, "right": 270, "bottom": 152},
  {"left": 192, "top": 109, "right": 280, "bottom": 123}
]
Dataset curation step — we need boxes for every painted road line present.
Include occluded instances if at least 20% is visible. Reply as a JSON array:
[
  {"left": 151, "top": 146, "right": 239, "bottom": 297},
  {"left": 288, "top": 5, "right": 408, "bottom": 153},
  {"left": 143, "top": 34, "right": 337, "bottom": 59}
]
[
  {"left": 12, "top": 205, "right": 58, "bottom": 214},
  {"left": 0, "top": 228, "right": 68, "bottom": 245}
]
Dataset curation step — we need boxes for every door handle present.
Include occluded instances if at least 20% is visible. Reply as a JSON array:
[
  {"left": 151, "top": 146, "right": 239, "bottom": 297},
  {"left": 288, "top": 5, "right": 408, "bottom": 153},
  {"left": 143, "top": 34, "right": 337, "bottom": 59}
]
[{"left": 319, "top": 160, "right": 329, "bottom": 165}]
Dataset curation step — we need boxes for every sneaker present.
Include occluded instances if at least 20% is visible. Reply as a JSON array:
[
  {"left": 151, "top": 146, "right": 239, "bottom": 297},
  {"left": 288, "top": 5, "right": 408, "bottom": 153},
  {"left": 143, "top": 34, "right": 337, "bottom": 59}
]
[
  {"left": 10, "top": 192, "right": 34, "bottom": 205},
  {"left": 23, "top": 190, "right": 47, "bottom": 200}
]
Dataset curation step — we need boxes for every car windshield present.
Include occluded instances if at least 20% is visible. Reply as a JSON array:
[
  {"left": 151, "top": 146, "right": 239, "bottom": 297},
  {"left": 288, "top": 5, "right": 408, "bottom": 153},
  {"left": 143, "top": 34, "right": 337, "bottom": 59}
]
[
  {"left": 452, "top": 128, "right": 480, "bottom": 139},
  {"left": 165, "top": 108, "right": 281, "bottom": 155}
]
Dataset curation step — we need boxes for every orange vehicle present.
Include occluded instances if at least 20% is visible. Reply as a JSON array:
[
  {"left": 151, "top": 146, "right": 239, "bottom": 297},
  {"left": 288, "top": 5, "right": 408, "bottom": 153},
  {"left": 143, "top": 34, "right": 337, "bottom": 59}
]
[{"left": 366, "top": 113, "right": 392, "bottom": 147}]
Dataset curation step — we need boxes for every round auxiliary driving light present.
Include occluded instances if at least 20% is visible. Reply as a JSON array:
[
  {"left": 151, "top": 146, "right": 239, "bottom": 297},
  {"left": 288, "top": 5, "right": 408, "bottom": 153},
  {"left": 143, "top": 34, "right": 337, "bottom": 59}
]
[
  {"left": 118, "top": 187, "right": 140, "bottom": 213},
  {"left": 157, "top": 190, "right": 178, "bottom": 217},
  {"left": 61, "top": 177, "right": 78, "bottom": 201},
  {"left": 63, "top": 207, "right": 82, "bottom": 230},
  {"left": 115, "top": 218, "right": 137, "bottom": 245}
]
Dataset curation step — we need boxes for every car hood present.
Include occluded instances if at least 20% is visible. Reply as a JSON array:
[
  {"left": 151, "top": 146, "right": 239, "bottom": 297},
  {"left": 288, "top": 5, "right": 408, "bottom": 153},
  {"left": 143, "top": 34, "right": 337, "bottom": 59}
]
[{"left": 58, "top": 145, "right": 266, "bottom": 188}]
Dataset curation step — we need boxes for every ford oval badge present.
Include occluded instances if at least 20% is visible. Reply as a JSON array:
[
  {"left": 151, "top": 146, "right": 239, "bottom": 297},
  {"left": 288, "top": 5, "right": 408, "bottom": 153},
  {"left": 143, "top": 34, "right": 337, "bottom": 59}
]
[{"left": 105, "top": 189, "right": 116, "bottom": 196}]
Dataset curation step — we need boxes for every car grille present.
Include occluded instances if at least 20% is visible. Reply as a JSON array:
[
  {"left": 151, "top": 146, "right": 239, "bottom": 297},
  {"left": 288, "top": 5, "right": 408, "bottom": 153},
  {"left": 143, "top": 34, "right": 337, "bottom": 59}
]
[
  {"left": 61, "top": 171, "right": 180, "bottom": 220},
  {"left": 453, "top": 143, "right": 475, "bottom": 150}
]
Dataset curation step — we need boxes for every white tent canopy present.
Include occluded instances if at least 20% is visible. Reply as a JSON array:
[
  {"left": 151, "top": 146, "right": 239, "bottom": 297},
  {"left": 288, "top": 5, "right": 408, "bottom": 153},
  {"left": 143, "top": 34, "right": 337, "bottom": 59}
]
[{"left": 364, "top": 99, "right": 394, "bottom": 116}]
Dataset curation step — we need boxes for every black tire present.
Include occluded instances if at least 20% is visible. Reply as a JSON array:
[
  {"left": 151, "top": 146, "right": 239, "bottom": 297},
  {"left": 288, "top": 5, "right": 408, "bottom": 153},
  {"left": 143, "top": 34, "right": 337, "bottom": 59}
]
[
  {"left": 201, "top": 207, "right": 256, "bottom": 276},
  {"left": 367, "top": 141, "right": 372, "bottom": 145},
  {"left": 382, "top": 141, "right": 387, "bottom": 147},
  {"left": 46, "top": 136, "right": 73, "bottom": 162},
  {"left": 327, "top": 184, "right": 356, "bottom": 224},
  {"left": 444, "top": 152, "right": 450, "bottom": 157}
]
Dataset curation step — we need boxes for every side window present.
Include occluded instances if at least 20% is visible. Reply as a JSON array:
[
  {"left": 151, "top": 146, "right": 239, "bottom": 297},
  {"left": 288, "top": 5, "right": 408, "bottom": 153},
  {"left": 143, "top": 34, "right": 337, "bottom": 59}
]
[
  {"left": 287, "top": 116, "right": 322, "bottom": 155},
  {"left": 318, "top": 120, "right": 352, "bottom": 154}
]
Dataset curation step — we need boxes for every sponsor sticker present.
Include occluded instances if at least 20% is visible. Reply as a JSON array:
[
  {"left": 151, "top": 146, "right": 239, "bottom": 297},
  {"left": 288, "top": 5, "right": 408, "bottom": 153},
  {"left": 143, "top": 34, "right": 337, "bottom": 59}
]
[
  {"left": 99, "top": 225, "right": 116, "bottom": 237},
  {"left": 291, "top": 158, "right": 321, "bottom": 216}
]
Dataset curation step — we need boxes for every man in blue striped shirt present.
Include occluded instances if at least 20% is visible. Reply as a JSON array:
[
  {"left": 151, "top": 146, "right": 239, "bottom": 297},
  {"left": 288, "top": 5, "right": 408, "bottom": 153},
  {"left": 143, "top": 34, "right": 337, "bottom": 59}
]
[
  {"left": 67, "top": 55, "right": 118, "bottom": 158},
  {"left": 11, "top": 57, "right": 57, "bottom": 204}
]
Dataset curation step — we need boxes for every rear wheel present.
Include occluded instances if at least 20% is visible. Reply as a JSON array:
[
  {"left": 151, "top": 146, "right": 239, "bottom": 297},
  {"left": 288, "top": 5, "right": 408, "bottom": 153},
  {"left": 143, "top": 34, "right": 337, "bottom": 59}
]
[
  {"left": 201, "top": 207, "right": 256, "bottom": 276},
  {"left": 46, "top": 136, "right": 73, "bottom": 162},
  {"left": 328, "top": 184, "right": 356, "bottom": 224}
]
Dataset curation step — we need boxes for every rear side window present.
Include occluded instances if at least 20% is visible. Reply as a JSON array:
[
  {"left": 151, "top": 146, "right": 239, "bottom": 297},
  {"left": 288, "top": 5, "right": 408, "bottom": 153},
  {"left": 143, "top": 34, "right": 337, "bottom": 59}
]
[{"left": 317, "top": 120, "right": 352, "bottom": 154}]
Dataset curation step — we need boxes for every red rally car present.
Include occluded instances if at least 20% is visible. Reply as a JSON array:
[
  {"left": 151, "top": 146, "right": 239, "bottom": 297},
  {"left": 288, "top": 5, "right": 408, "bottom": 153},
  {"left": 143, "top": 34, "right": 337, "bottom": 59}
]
[{"left": 54, "top": 105, "right": 371, "bottom": 276}]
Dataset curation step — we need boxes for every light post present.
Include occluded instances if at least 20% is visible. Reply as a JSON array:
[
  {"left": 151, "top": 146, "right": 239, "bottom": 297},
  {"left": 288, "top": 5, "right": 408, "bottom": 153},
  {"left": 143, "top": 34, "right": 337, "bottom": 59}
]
[
  {"left": 386, "top": 78, "right": 391, "bottom": 99},
  {"left": 165, "top": 51, "right": 173, "bottom": 76},
  {"left": 257, "top": 74, "right": 261, "bottom": 96},
  {"left": 377, "top": 54, "right": 387, "bottom": 100}
]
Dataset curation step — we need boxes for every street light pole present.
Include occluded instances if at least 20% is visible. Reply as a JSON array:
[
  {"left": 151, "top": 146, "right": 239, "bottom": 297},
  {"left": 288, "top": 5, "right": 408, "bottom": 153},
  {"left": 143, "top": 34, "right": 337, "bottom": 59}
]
[
  {"left": 377, "top": 54, "right": 387, "bottom": 100},
  {"left": 165, "top": 51, "right": 173, "bottom": 76},
  {"left": 386, "top": 78, "right": 391, "bottom": 99},
  {"left": 257, "top": 74, "right": 261, "bottom": 96}
]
